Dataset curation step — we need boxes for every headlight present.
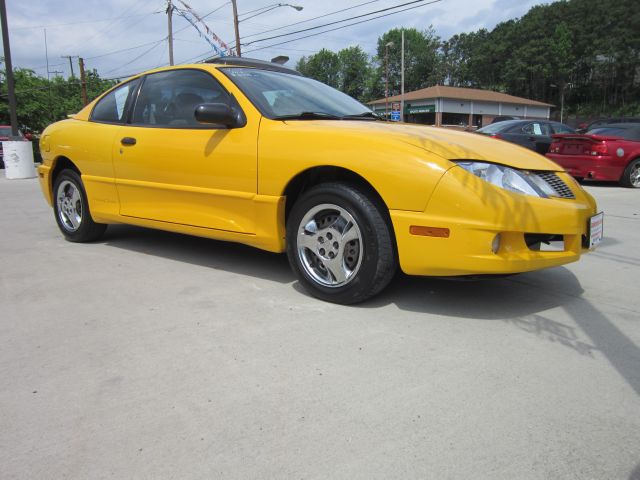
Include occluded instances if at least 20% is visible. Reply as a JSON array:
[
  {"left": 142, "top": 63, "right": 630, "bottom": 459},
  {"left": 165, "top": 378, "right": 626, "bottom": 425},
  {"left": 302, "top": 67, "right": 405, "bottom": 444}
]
[{"left": 455, "top": 161, "right": 556, "bottom": 198}]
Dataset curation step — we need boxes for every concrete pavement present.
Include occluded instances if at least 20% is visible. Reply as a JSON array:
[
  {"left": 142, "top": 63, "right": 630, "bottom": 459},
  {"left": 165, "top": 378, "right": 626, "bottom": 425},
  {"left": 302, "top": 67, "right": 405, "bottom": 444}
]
[{"left": 1, "top": 176, "right": 639, "bottom": 479}]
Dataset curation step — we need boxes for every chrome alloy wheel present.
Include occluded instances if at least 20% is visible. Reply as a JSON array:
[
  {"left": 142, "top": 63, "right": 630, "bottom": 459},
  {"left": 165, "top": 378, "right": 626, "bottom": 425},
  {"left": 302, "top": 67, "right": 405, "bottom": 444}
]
[
  {"left": 296, "top": 203, "right": 363, "bottom": 288},
  {"left": 631, "top": 163, "right": 640, "bottom": 187},
  {"left": 56, "top": 180, "right": 83, "bottom": 232}
]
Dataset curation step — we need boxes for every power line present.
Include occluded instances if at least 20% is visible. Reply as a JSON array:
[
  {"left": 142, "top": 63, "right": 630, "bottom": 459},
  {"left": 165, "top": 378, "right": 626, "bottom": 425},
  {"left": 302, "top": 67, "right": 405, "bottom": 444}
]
[
  {"left": 243, "top": 0, "right": 443, "bottom": 47},
  {"left": 85, "top": 38, "right": 168, "bottom": 60},
  {"left": 244, "top": 0, "right": 445, "bottom": 53},
  {"left": 10, "top": 11, "right": 160, "bottom": 30},
  {"left": 102, "top": 39, "right": 167, "bottom": 75},
  {"left": 239, "top": 0, "right": 380, "bottom": 43}
]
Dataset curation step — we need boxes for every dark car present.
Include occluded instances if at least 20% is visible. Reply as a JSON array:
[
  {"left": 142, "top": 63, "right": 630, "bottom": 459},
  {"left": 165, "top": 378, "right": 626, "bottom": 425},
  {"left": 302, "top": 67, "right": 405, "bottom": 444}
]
[
  {"left": 547, "top": 123, "right": 640, "bottom": 187},
  {"left": 476, "top": 119, "right": 575, "bottom": 155},
  {"left": 577, "top": 117, "right": 640, "bottom": 134}
]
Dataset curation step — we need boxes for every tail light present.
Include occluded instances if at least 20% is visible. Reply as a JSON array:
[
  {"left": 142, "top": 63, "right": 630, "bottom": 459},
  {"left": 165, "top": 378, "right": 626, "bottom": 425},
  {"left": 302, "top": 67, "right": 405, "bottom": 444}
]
[
  {"left": 549, "top": 142, "right": 561, "bottom": 153},
  {"left": 585, "top": 142, "right": 608, "bottom": 156},
  {"left": 490, "top": 133, "right": 503, "bottom": 139}
]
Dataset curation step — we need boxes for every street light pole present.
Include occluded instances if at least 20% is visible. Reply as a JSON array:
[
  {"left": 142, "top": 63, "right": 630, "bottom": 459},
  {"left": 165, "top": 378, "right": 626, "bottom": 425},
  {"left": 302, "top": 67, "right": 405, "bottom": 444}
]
[
  {"left": 400, "top": 30, "right": 405, "bottom": 122},
  {"left": 384, "top": 41, "right": 393, "bottom": 121},
  {"left": 231, "top": 0, "right": 241, "bottom": 57},
  {"left": 233, "top": 3, "right": 303, "bottom": 58},
  {"left": 167, "top": 0, "right": 174, "bottom": 65}
]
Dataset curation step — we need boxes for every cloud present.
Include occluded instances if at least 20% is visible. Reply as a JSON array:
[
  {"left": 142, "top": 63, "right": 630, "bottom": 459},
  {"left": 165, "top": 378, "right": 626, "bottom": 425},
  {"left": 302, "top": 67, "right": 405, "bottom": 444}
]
[{"left": 3, "top": 0, "right": 555, "bottom": 78}]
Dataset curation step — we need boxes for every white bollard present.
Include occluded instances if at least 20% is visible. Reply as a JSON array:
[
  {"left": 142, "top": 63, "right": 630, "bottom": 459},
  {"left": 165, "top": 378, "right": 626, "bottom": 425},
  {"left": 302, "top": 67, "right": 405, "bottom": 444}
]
[{"left": 2, "top": 140, "right": 36, "bottom": 179}]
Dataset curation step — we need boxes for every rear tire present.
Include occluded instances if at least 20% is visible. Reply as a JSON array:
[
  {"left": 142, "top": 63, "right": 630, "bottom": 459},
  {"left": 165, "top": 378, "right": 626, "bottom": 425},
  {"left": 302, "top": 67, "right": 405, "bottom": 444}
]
[
  {"left": 286, "top": 182, "right": 396, "bottom": 304},
  {"left": 53, "top": 169, "right": 107, "bottom": 242},
  {"left": 620, "top": 158, "right": 640, "bottom": 188}
]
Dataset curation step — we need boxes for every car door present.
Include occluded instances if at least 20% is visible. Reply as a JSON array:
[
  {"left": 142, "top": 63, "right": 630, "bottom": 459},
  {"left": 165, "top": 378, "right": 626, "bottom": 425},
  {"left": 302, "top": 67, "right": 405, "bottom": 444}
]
[
  {"left": 113, "top": 68, "right": 258, "bottom": 234},
  {"left": 520, "top": 121, "right": 551, "bottom": 154}
]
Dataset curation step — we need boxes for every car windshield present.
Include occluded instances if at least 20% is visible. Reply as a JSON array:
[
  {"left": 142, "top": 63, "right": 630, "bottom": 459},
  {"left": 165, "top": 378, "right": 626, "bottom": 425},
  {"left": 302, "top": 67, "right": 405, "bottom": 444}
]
[{"left": 221, "top": 67, "right": 374, "bottom": 120}]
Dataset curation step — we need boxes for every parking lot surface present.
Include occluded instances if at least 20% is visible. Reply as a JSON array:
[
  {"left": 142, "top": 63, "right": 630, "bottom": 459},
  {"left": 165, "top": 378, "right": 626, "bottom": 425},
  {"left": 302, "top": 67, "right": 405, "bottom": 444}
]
[{"left": 1, "top": 176, "right": 639, "bottom": 480}]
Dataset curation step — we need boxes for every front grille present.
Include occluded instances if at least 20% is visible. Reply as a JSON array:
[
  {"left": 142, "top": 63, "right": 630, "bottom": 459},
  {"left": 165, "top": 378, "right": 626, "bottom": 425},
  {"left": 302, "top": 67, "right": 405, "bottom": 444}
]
[{"left": 536, "top": 172, "right": 575, "bottom": 199}]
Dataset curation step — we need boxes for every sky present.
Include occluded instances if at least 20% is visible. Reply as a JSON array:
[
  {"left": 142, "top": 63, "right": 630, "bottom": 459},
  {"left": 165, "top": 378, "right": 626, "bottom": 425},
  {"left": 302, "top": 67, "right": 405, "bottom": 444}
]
[{"left": 4, "top": 0, "right": 555, "bottom": 80}]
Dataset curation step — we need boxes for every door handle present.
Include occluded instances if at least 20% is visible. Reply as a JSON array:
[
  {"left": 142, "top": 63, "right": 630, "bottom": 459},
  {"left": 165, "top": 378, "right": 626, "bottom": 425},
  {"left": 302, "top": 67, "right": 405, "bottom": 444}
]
[{"left": 121, "top": 137, "right": 136, "bottom": 146}]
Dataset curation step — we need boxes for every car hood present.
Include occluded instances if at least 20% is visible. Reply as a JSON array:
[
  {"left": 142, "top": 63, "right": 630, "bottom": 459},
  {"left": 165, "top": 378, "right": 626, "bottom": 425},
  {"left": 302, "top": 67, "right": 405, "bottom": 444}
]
[{"left": 283, "top": 120, "right": 563, "bottom": 171}]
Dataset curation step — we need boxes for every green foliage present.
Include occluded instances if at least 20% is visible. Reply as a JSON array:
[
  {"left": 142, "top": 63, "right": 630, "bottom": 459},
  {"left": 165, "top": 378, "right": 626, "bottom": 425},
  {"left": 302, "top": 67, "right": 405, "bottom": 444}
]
[
  {"left": 297, "top": 46, "right": 373, "bottom": 101},
  {"left": 0, "top": 62, "right": 115, "bottom": 132},
  {"left": 375, "top": 27, "right": 442, "bottom": 97},
  {"left": 297, "top": 48, "right": 341, "bottom": 88},
  {"left": 297, "top": 0, "right": 639, "bottom": 118}
]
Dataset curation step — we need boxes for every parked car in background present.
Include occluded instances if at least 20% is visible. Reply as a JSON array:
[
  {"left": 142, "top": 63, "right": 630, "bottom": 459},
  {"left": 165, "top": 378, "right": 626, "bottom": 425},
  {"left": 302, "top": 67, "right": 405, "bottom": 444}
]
[
  {"left": 547, "top": 123, "right": 640, "bottom": 187},
  {"left": 577, "top": 117, "right": 640, "bottom": 133},
  {"left": 476, "top": 119, "right": 575, "bottom": 155}
]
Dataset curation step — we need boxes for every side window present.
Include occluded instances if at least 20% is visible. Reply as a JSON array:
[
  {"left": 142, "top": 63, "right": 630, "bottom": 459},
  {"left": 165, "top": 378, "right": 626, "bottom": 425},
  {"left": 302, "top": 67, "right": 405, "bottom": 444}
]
[
  {"left": 521, "top": 123, "right": 535, "bottom": 135},
  {"left": 522, "top": 122, "right": 548, "bottom": 136},
  {"left": 132, "top": 69, "right": 232, "bottom": 127},
  {"left": 91, "top": 79, "right": 139, "bottom": 123}
]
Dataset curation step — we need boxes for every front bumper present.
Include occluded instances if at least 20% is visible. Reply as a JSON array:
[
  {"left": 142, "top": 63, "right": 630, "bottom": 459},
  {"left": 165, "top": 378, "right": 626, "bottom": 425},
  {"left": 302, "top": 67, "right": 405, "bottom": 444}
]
[{"left": 391, "top": 166, "right": 598, "bottom": 276}]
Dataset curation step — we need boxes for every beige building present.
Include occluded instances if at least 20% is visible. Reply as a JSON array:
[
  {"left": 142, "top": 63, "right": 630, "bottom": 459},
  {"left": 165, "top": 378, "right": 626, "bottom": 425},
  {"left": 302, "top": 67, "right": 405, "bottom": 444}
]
[{"left": 369, "top": 85, "right": 553, "bottom": 128}]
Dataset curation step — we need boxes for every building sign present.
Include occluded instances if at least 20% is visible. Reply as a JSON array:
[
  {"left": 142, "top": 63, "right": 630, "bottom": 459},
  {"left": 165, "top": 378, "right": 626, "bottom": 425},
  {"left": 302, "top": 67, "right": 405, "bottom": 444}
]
[
  {"left": 391, "top": 102, "right": 401, "bottom": 122},
  {"left": 407, "top": 104, "right": 435, "bottom": 114}
]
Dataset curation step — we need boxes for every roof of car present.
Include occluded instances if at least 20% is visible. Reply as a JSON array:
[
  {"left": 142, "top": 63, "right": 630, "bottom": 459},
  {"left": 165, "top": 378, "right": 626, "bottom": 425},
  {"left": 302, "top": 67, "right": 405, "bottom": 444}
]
[
  {"left": 595, "top": 122, "right": 640, "bottom": 129},
  {"left": 204, "top": 56, "right": 302, "bottom": 76}
]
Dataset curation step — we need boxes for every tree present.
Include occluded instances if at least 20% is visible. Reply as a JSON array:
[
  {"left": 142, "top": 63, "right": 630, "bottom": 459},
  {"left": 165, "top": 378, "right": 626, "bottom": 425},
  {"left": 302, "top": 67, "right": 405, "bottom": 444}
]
[
  {"left": 374, "top": 27, "right": 442, "bottom": 97},
  {"left": 337, "top": 46, "right": 371, "bottom": 100},
  {"left": 296, "top": 49, "right": 340, "bottom": 88},
  {"left": 0, "top": 61, "right": 116, "bottom": 132}
]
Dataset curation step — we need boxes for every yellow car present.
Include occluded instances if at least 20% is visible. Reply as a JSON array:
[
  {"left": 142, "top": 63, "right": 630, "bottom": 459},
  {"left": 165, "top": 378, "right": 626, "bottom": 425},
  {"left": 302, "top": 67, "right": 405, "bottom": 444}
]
[{"left": 37, "top": 57, "right": 602, "bottom": 304}]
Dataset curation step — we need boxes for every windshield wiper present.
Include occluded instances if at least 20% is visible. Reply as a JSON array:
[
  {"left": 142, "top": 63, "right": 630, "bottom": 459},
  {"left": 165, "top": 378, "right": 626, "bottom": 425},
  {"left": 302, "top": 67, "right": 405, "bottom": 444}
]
[
  {"left": 340, "top": 112, "right": 382, "bottom": 121},
  {"left": 273, "top": 111, "right": 341, "bottom": 120}
]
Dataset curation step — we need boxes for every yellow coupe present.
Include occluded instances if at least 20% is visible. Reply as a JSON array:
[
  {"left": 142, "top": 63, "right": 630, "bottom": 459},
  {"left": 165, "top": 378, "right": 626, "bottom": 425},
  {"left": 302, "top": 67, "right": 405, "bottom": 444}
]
[{"left": 37, "top": 57, "right": 602, "bottom": 304}]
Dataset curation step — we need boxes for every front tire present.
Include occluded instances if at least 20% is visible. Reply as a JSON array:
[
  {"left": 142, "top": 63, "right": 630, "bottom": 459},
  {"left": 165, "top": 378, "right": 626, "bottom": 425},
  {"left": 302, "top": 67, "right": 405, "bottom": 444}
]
[
  {"left": 286, "top": 182, "right": 396, "bottom": 304},
  {"left": 53, "top": 169, "right": 107, "bottom": 242},
  {"left": 620, "top": 158, "right": 640, "bottom": 188}
]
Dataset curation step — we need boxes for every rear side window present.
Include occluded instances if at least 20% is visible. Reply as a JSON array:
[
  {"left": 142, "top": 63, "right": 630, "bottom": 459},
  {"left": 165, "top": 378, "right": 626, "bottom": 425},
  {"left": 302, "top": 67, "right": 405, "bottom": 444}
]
[
  {"left": 132, "top": 69, "right": 231, "bottom": 127},
  {"left": 91, "top": 79, "right": 140, "bottom": 123},
  {"left": 552, "top": 123, "right": 574, "bottom": 134}
]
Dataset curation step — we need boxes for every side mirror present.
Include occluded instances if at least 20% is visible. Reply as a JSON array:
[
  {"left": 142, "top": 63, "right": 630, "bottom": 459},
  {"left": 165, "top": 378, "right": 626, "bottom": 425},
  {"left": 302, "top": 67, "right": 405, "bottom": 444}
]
[{"left": 195, "top": 103, "right": 245, "bottom": 128}]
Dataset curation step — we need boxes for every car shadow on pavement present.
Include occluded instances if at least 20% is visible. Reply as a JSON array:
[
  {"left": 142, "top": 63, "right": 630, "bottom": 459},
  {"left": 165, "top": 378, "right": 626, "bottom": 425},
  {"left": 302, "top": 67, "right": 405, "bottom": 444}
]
[
  {"left": 367, "top": 267, "right": 640, "bottom": 396},
  {"left": 364, "top": 267, "right": 584, "bottom": 320},
  {"left": 100, "top": 224, "right": 294, "bottom": 284},
  {"left": 102, "top": 225, "right": 640, "bottom": 397}
]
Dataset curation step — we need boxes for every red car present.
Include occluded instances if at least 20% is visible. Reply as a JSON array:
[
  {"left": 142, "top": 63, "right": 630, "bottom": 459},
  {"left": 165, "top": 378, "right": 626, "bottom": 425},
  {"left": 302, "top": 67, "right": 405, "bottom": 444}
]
[{"left": 547, "top": 123, "right": 640, "bottom": 188}]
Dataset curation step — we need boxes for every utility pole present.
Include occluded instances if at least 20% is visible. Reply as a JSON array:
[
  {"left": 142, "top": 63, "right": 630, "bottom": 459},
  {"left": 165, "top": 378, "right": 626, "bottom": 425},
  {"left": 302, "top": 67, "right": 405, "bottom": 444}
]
[
  {"left": 78, "top": 57, "right": 88, "bottom": 106},
  {"left": 61, "top": 55, "right": 78, "bottom": 77},
  {"left": 167, "top": 0, "right": 174, "bottom": 65},
  {"left": 400, "top": 30, "right": 405, "bottom": 122},
  {"left": 0, "top": 0, "right": 18, "bottom": 136},
  {"left": 231, "top": 0, "right": 241, "bottom": 57},
  {"left": 384, "top": 41, "right": 393, "bottom": 121}
]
